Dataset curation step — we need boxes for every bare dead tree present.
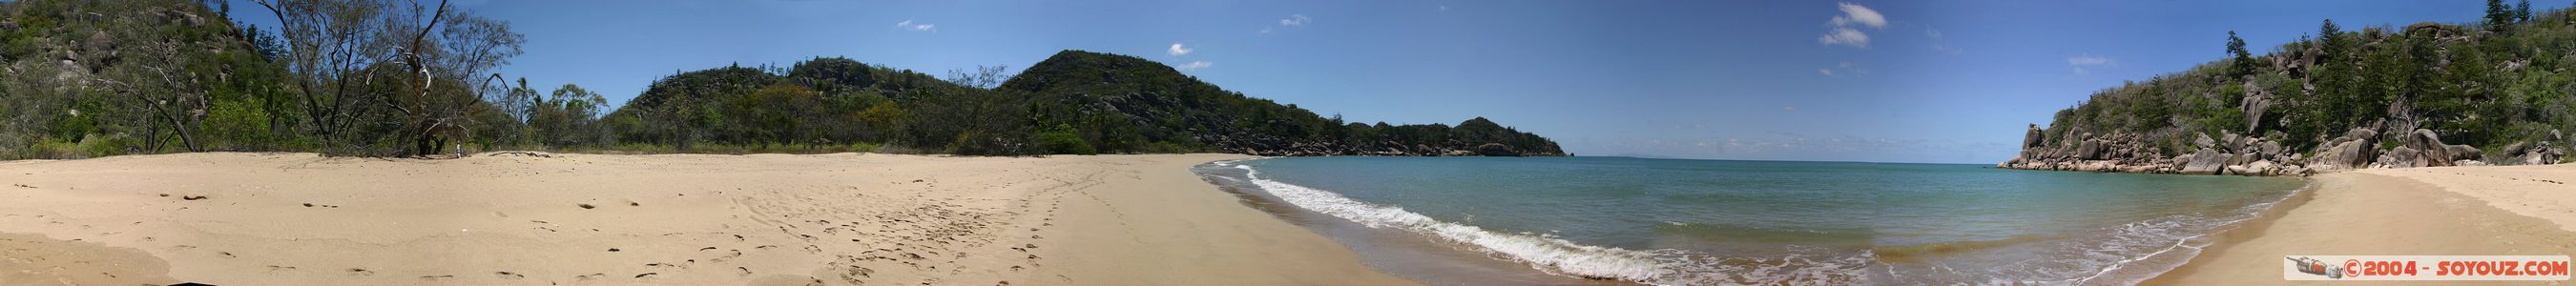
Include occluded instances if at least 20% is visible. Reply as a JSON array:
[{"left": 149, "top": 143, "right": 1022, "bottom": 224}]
[
  {"left": 252, "top": 0, "right": 395, "bottom": 150},
  {"left": 254, "top": 0, "right": 519, "bottom": 156},
  {"left": 91, "top": 7, "right": 218, "bottom": 153}
]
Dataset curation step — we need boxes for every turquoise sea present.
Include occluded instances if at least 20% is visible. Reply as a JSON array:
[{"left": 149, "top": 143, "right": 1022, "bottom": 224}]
[{"left": 1192, "top": 156, "right": 2307, "bottom": 285}]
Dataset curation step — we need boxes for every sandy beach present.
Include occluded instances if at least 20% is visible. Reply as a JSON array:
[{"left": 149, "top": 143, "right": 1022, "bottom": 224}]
[
  {"left": 2147, "top": 165, "right": 2576, "bottom": 284},
  {"left": 0, "top": 153, "right": 1414, "bottom": 285}
]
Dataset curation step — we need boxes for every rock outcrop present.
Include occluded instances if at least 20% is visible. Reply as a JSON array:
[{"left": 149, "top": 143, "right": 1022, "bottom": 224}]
[
  {"left": 1998, "top": 123, "right": 2556, "bottom": 176},
  {"left": 2306, "top": 128, "right": 2380, "bottom": 172},
  {"left": 2506, "top": 131, "right": 2566, "bottom": 165},
  {"left": 1473, "top": 143, "right": 1523, "bottom": 156},
  {"left": 2374, "top": 129, "right": 2479, "bottom": 168},
  {"left": 2178, "top": 147, "right": 2231, "bottom": 174}
]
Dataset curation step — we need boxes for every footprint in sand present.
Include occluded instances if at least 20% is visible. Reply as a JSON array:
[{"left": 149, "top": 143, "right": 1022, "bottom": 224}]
[
  {"left": 494, "top": 271, "right": 524, "bottom": 278},
  {"left": 346, "top": 268, "right": 374, "bottom": 276}
]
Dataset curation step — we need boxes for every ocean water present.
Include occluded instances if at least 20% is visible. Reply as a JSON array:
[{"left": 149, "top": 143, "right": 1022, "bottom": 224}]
[{"left": 1192, "top": 156, "right": 2307, "bottom": 285}]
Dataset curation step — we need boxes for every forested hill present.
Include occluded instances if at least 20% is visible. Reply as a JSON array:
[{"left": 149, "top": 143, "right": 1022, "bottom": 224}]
[
  {"left": 598, "top": 51, "right": 1567, "bottom": 156},
  {"left": 2004, "top": 1, "right": 2575, "bottom": 175},
  {"left": 999, "top": 51, "right": 1566, "bottom": 156}
]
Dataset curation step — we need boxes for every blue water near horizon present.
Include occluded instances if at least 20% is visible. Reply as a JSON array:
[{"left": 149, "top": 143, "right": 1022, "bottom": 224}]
[{"left": 1201, "top": 156, "right": 2307, "bottom": 285}]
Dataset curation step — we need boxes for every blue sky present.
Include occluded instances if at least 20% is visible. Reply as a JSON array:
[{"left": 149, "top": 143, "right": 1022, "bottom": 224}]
[{"left": 225, "top": 0, "right": 2552, "bottom": 164}]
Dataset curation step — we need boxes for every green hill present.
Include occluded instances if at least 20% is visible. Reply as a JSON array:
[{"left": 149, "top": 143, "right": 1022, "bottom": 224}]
[
  {"left": 1001, "top": 50, "right": 1565, "bottom": 156},
  {"left": 1, "top": 0, "right": 303, "bottom": 157},
  {"left": 596, "top": 51, "right": 1568, "bottom": 156}
]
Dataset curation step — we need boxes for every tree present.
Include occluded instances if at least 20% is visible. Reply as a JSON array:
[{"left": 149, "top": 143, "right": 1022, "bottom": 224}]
[
  {"left": 253, "top": 0, "right": 523, "bottom": 156},
  {"left": 245, "top": 26, "right": 286, "bottom": 62},
  {"left": 2488, "top": 0, "right": 2514, "bottom": 30},
  {"left": 532, "top": 83, "right": 605, "bottom": 147},
  {"left": 94, "top": 19, "right": 213, "bottom": 153},
  {"left": 491, "top": 77, "right": 536, "bottom": 145},
  {"left": 411, "top": 8, "right": 526, "bottom": 155},
  {"left": 2318, "top": 19, "right": 2342, "bottom": 57},
  {"left": 2227, "top": 31, "right": 2253, "bottom": 77},
  {"left": 945, "top": 65, "right": 1010, "bottom": 89},
  {"left": 253, "top": 0, "right": 397, "bottom": 152},
  {"left": 2515, "top": 0, "right": 2533, "bottom": 23}
]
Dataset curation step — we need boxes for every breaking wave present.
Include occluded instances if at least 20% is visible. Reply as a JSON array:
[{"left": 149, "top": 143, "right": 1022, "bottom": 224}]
[{"left": 1214, "top": 160, "right": 1868, "bottom": 285}]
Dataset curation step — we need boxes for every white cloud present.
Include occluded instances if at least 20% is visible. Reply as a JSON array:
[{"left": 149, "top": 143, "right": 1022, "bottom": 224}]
[
  {"left": 894, "top": 19, "right": 936, "bottom": 31},
  {"left": 1817, "top": 3, "right": 1884, "bottom": 49},
  {"left": 2067, "top": 54, "right": 2112, "bottom": 66},
  {"left": 1261, "top": 14, "right": 1312, "bottom": 33},
  {"left": 1818, "top": 61, "right": 1866, "bottom": 77},
  {"left": 1926, "top": 28, "right": 1962, "bottom": 54},
  {"left": 1828, "top": 3, "right": 1886, "bottom": 28},
  {"left": 1818, "top": 28, "right": 1869, "bottom": 48},
  {"left": 1168, "top": 43, "right": 1194, "bottom": 56},
  {"left": 2067, "top": 53, "right": 2116, "bottom": 74},
  {"left": 1177, "top": 61, "right": 1214, "bottom": 71}
]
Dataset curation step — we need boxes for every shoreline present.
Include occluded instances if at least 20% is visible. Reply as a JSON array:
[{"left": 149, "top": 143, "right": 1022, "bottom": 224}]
[
  {"left": 2144, "top": 165, "right": 2576, "bottom": 284},
  {"left": 0, "top": 153, "right": 1415, "bottom": 285},
  {"left": 1190, "top": 158, "right": 1633, "bottom": 285}
]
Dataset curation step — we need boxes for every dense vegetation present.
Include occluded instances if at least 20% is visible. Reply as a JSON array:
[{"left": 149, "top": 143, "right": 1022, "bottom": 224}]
[
  {"left": 997, "top": 51, "right": 1563, "bottom": 156},
  {"left": 0, "top": 0, "right": 1562, "bottom": 159},
  {"left": 596, "top": 51, "right": 1565, "bottom": 156},
  {"left": 2030, "top": 0, "right": 2576, "bottom": 163},
  {"left": 1, "top": 0, "right": 528, "bottom": 157}
]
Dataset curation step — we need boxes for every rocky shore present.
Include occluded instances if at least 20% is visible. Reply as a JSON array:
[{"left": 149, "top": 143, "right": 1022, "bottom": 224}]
[{"left": 1999, "top": 123, "right": 2565, "bottom": 176}]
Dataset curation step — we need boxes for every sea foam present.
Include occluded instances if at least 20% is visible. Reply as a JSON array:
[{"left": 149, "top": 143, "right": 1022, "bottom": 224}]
[{"left": 1218, "top": 161, "right": 1681, "bottom": 282}]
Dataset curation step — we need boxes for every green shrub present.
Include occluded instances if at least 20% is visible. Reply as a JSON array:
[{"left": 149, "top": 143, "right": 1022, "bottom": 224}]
[
  {"left": 77, "top": 134, "right": 127, "bottom": 158},
  {"left": 29, "top": 138, "right": 81, "bottom": 159},
  {"left": 203, "top": 98, "right": 271, "bottom": 150},
  {"left": 1032, "top": 125, "right": 1095, "bottom": 155}
]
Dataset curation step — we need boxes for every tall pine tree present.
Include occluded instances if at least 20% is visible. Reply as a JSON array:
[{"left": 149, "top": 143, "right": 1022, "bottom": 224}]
[{"left": 2227, "top": 31, "right": 2253, "bottom": 78}]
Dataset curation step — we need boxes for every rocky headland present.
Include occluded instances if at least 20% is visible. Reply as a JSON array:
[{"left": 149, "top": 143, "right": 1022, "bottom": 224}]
[
  {"left": 2001, "top": 122, "right": 2566, "bottom": 176},
  {"left": 1997, "top": 13, "right": 2576, "bottom": 176}
]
